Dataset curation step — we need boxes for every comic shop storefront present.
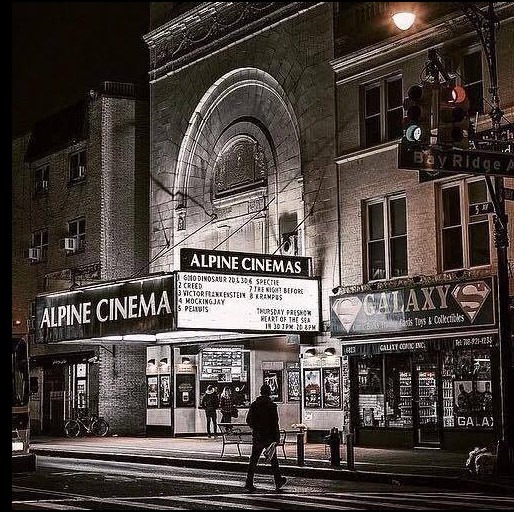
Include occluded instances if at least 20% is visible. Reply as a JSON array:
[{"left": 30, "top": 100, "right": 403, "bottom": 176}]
[{"left": 330, "top": 276, "right": 499, "bottom": 452}]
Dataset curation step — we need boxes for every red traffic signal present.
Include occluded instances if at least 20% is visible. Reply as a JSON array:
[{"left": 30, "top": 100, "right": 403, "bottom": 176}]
[{"left": 437, "top": 83, "right": 470, "bottom": 148}]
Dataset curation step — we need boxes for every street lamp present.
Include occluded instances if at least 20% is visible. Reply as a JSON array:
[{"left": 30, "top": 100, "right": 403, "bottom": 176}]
[
  {"left": 394, "top": 2, "right": 512, "bottom": 473},
  {"left": 392, "top": 11, "right": 416, "bottom": 30}
]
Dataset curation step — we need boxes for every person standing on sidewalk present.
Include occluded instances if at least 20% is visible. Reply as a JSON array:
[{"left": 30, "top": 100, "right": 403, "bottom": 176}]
[
  {"left": 219, "top": 386, "right": 236, "bottom": 424},
  {"left": 201, "top": 385, "right": 219, "bottom": 438},
  {"left": 243, "top": 383, "right": 287, "bottom": 492}
]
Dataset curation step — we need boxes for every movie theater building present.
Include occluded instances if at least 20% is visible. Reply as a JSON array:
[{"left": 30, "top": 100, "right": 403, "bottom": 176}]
[
  {"left": 34, "top": 248, "right": 322, "bottom": 436},
  {"left": 141, "top": 2, "right": 338, "bottom": 436}
]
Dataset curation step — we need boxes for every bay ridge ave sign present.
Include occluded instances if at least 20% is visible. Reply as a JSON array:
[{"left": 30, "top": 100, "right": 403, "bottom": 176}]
[{"left": 398, "top": 144, "right": 514, "bottom": 177}]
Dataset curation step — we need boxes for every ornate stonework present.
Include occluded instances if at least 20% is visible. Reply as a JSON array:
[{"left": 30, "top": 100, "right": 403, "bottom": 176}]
[{"left": 146, "top": 2, "right": 318, "bottom": 78}]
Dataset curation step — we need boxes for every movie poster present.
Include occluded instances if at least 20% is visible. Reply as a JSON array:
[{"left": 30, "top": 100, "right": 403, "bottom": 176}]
[
  {"left": 176, "top": 374, "right": 195, "bottom": 408},
  {"left": 286, "top": 362, "right": 300, "bottom": 402},
  {"left": 263, "top": 369, "right": 283, "bottom": 402},
  {"left": 147, "top": 376, "right": 158, "bottom": 408},
  {"left": 159, "top": 374, "right": 171, "bottom": 408},
  {"left": 304, "top": 369, "right": 321, "bottom": 408},
  {"left": 322, "top": 367, "right": 341, "bottom": 408}
]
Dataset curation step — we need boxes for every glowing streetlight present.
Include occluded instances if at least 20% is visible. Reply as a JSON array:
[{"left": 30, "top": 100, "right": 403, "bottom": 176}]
[{"left": 392, "top": 12, "right": 416, "bottom": 31}]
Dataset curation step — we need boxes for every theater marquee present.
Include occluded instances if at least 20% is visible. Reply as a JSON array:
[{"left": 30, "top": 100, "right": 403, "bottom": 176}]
[
  {"left": 176, "top": 271, "right": 321, "bottom": 333},
  {"left": 35, "top": 275, "right": 175, "bottom": 343}
]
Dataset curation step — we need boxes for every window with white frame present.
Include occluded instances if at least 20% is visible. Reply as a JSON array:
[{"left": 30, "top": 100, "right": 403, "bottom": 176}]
[
  {"left": 366, "top": 195, "right": 407, "bottom": 281},
  {"left": 30, "top": 229, "right": 48, "bottom": 262},
  {"left": 68, "top": 218, "right": 86, "bottom": 251},
  {"left": 34, "top": 165, "right": 49, "bottom": 195},
  {"left": 69, "top": 150, "right": 87, "bottom": 182},
  {"left": 440, "top": 178, "right": 491, "bottom": 271},
  {"left": 363, "top": 75, "right": 403, "bottom": 148}
]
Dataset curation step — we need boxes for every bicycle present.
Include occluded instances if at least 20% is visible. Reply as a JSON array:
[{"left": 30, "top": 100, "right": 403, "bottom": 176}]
[{"left": 64, "top": 413, "right": 110, "bottom": 438}]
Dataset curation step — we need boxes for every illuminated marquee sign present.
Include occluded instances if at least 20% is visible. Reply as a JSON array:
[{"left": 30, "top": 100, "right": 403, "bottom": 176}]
[
  {"left": 176, "top": 271, "right": 321, "bottom": 333},
  {"left": 35, "top": 275, "right": 174, "bottom": 343},
  {"left": 180, "top": 247, "right": 311, "bottom": 277}
]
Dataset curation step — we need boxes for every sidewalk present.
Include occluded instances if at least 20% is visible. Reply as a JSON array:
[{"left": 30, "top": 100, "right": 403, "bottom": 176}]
[{"left": 29, "top": 434, "right": 514, "bottom": 494}]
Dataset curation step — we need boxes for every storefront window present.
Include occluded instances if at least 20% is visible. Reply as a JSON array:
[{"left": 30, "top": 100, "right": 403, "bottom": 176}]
[
  {"left": 385, "top": 354, "right": 412, "bottom": 428},
  {"left": 357, "top": 356, "right": 384, "bottom": 426},
  {"left": 443, "top": 347, "right": 493, "bottom": 429}
]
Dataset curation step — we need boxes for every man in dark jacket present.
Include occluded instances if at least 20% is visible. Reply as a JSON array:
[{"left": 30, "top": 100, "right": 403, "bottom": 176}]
[
  {"left": 201, "top": 385, "right": 219, "bottom": 437},
  {"left": 244, "top": 384, "right": 287, "bottom": 491}
]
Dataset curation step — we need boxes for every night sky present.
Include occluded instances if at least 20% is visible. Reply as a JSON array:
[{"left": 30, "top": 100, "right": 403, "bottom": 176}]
[{"left": 12, "top": 2, "right": 150, "bottom": 138}]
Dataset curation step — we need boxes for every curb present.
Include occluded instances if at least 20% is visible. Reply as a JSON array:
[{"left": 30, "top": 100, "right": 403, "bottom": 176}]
[{"left": 31, "top": 446, "right": 513, "bottom": 494}]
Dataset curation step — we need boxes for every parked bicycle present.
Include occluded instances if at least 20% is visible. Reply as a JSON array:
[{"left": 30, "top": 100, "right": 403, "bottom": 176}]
[{"left": 64, "top": 412, "right": 110, "bottom": 438}]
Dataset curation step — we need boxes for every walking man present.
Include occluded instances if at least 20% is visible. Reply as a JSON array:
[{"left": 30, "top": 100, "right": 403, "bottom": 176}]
[
  {"left": 201, "top": 385, "right": 219, "bottom": 437},
  {"left": 244, "top": 383, "right": 287, "bottom": 492}
]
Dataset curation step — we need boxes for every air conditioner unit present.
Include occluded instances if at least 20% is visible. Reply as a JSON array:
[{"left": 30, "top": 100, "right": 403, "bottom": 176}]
[
  {"left": 27, "top": 247, "right": 41, "bottom": 261},
  {"left": 60, "top": 237, "right": 77, "bottom": 252},
  {"left": 77, "top": 165, "right": 86, "bottom": 178},
  {"left": 281, "top": 233, "right": 299, "bottom": 256}
]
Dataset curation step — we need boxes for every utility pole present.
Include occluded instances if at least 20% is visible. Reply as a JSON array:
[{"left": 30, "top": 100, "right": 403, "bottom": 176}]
[{"left": 460, "top": 1, "right": 513, "bottom": 473}]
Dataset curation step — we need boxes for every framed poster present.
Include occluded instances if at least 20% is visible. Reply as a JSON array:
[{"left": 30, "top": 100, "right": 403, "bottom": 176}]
[
  {"left": 286, "top": 363, "right": 300, "bottom": 402},
  {"left": 304, "top": 369, "right": 321, "bottom": 408},
  {"left": 76, "top": 378, "right": 87, "bottom": 409},
  {"left": 263, "top": 369, "right": 283, "bottom": 402},
  {"left": 322, "top": 367, "right": 341, "bottom": 408},
  {"left": 147, "top": 376, "right": 158, "bottom": 408},
  {"left": 159, "top": 374, "right": 171, "bottom": 408},
  {"left": 176, "top": 374, "right": 195, "bottom": 408}
]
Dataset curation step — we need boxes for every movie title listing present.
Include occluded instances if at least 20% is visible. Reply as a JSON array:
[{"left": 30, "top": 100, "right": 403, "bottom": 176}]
[{"left": 176, "top": 271, "right": 320, "bottom": 333}]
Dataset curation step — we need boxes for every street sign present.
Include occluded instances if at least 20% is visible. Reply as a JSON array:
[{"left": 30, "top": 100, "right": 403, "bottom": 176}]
[
  {"left": 505, "top": 188, "right": 514, "bottom": 201},
  {"left": 469, "top": 201, "right": 495, "bottom": 216},
  {"left": 398, "top": 144, "right": 514, "bottom": 177}
]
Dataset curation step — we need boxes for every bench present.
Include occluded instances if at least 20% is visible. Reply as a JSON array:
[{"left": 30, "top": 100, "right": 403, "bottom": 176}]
[{"left": 218, "top": 422, "right": 287, "bottom": 459}]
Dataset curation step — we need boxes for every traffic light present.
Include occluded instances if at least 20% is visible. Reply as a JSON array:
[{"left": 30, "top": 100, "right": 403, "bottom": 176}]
[
  {"left": 402, "top": 83, "right": 433, "bottom": 145},
  {"left": 437, "top": 83, "right": 470, "bottom": 149}
]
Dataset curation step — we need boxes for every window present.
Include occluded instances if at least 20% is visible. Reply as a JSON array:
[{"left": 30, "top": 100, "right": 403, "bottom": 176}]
[
  {"left": 363, "top": 76, "right": 403, "bottom": 148},
  {"left": 462, "top": 51, "right": 484, "bottom": 117},
  {"left": 442, "top": 347, "right": 492, "bottom": 429},
  {"left": 69, "top": 150, "right": 87, "bottom": 182},
  {"left": 68, "top": 218, "right": 86, "bottom": 251},
  {"left": 366, "top": 195, "right": 407, "bottom": 281},
  {"left": 30, "top": 229, "right": 48, "bottom": 262},
  {"left": 357, "top": 356, "right": 384, "bottom": 427},
  {"left": 440, "top": 178, "right": 490, "bottom": 271},
  {"left": 34, "top": 165, "right": 49, "bottom": 195}
]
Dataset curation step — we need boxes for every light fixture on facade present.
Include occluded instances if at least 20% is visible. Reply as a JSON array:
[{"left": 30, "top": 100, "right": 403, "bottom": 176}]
[
  {"left": 332, "top": 285, "right": 342, "bottom": 294},
  {"left": 304, "top": 348, "right": 316, "bottom": 357},
  {"left": 181, "top": 356, "right": 191, "bottom": 364},
  {"left": 324, "top": 347, "right": 336, "bottom": 356},
  {"left": 392, "top": 11, "right": 416, "bottom": 31}
]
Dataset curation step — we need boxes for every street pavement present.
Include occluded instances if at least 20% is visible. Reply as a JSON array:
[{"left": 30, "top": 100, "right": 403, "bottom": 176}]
[{"left": 29, "top": 434, "right": 514, "bottom": 494}]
